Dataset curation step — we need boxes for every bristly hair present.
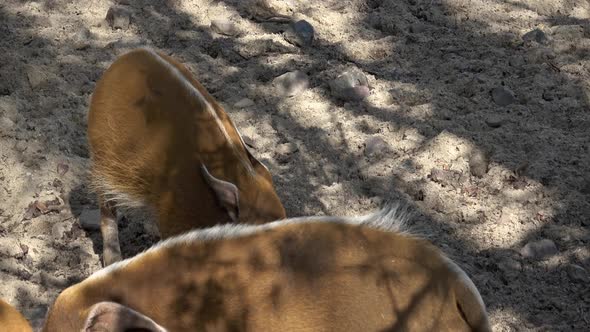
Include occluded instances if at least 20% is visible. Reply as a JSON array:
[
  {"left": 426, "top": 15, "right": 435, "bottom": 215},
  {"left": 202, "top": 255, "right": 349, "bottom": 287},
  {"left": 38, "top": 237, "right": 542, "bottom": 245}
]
[
  {"left": 87, "top": 202, "right": 415, "bottom": 280},
  {"left": 151, "top": 201, "right": 414, "bottom": 250},
  {"left": 355, "top": 200, "right": 413, "bottom": 234}
]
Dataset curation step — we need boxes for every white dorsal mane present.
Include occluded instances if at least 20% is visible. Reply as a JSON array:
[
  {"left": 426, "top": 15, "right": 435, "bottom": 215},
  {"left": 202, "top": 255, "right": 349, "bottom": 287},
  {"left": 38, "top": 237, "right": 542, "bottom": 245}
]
[{"left": 89, "top": 203, "right": 410, "bottom": 280}]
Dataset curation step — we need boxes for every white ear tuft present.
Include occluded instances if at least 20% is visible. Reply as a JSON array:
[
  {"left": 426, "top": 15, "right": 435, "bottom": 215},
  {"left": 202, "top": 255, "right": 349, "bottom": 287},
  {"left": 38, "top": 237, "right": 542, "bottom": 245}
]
[{"left": 84, "top": 301, "right": 167, "bottom": 332}]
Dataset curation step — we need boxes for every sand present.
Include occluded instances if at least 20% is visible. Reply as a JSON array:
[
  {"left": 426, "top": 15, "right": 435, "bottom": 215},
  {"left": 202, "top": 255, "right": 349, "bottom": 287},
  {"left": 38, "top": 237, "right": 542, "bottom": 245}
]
[{"left": 0, "top": 0, "right": 589, "bottom": 330}]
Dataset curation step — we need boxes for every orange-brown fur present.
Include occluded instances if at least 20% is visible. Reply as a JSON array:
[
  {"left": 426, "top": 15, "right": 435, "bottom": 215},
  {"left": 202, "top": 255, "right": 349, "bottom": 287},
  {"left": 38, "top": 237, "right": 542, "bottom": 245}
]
[
  {"left": 0, "top": 299, "right": 32, "bottom": 332},
  {"left": 88, "top": 48, "right": 286, "bottom": 264},
  {"left": 43, "top": 210, "right": 491, "bottom": 332}
]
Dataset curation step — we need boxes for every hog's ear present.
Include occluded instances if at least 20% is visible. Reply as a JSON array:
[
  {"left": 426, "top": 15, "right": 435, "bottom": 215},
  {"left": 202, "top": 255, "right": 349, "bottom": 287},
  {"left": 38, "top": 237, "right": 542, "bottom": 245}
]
[
  {"left": 200, "top": 164, "right": 240, "bottom": 223},
  {"left": 243, "top": 145, "right": 274, "bottom": 183},
  {"left": 234, "top": 125, "right": 274, "bottom": 184},
  {"left": 83, "top": 301, "right": 167, "bottom": 332}
]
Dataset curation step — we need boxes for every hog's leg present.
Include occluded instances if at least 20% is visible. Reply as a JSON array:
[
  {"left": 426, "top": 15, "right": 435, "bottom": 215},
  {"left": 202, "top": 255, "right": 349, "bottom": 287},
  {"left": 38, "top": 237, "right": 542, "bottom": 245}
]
[{"left": 100, "top": 198, "right": 122, "bottom": 266}]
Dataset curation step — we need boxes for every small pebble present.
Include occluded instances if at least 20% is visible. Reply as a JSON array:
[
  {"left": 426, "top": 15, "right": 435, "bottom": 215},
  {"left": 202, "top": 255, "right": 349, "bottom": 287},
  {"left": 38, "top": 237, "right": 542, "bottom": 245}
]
[
  {"left": 491, "top": 86, "right": 516, "bottom": 106},
  {"left": 542, "top": 90, "right": 554, "bottom": 101},
  {"left": 508, "top": 175, "right": 528, "bottom": 190},
  {"left": 31, "top": 270, "right": 68, "bottom": 288},
  {"left": 174, "top": 30, "right": 199, "bottom": 41},
  {"left": 0, "top": 85, "right": 10, "bottom": 96},
  {"left": 105, "top": 6, "right": 131, "bottom": 30},
  {"left": 26, "top": 66, "right": 49, "bottom": 90},
  {"left": 515, "top": 161, "right": 529, "bottom": 177},
  {"left": 79, "top": 208, "right": 101, "bottom": 231},
  {"left": 273, "top": 71, "right": 309, "bottom": 97},
  {"left": 520, "top": 239, "right": 558, "bottom": 260},
  {"left": 276, "top": 142, "right": 298, "bottom": 155},
  {"left": 497, "top": 257, "right": 522, "bottom": 277},
  {"left": 51, "top": 223, "right": 68, "bottom": 240},
  {"left": 330, "top": 68, "right": 370, "bottom": 101},
  {"left": 389, "top": 86, "right": 428, "bottom": 106},
  {"left": 485, "top": 115, "right": 505, "bottom": 128},
  {"left": 234, "top": 98, "right": 255, "bottom": 108},
  {"left": 522, "top": 28, "right": 548, "bottom": 44},
  {"left": 428, "top": 168, "right": 458, "bottom": 187},
  {"left": 0, "top": 116, "right": 15, "bottom": 131},
  {"left": 551, "top": 25, "right": 584, "bottom": 40},
  {"left": 57, "top": 163, "right": 69, "bottom": 176},
  {"left": 351, "top": 86, "right": 371, "bottom": 99},
  {"left": 52, "top": 178, "right": 63, "bottom": 190},
  {"left": 508, "top": 55, "right": 525, "bottom": 67},
  {"left": 411, "top": 188, "right": 425, "bottom": 201},
  {"left": 566, "top": 264, "right": 589, "bottom": 283},
  {"left": 210, "top": 19, "right": 239, "bottom": 36},
  {"left": 0, "top": 237, "right": 25, "bottom": 258},
  {"left": 241, "top": 135, "right": 256, "bottom": 149},
  {"left": 284, "top": 20, "right": 314, "bottom": 47},
  {"left": 469, "top": 150, "right": 489, "bottom": 178},
  {"left": 409, "top": 22, "right": 427, "bottom": 33},
  {"left": 72, "top": 28, "right": 92, "bottom": 50},
  {"left": 364, "top": 136, "right": 389, "bottom": 158}
]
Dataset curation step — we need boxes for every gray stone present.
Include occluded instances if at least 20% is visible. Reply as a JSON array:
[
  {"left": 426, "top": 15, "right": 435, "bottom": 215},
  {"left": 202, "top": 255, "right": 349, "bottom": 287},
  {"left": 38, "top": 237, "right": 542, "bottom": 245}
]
[
  {"left": 542, "top": 90, "right": 555, "bottom": 101},
  {"left": 276, "top": 142, "right": 298, "bottom": 155},
  {"left": 14, "top": 140, "right": 28, "bottom": 152},
  {"left": 57, "top": 163, "right": 69, "bottom": 176},
  {"left": 364, "top": 136, "right": 390, "bottom": 158},
  {"left": 0, "top": 116, "right": 15, "bottom": 131},
  {"left": 273, "top": 71, "right": 309, "bottom": 97},
  {"left": 428, "top": 168, "right": 459, "bottom": 187},
  {"left": 174, "top": 30, "right": 199, "bottom": 41},
  {"left": 497, "top": 257, "right": 522, "bottom": 278},
  {"left": 106, "top": 6, "right": 131, "bottom": 30},
  {"left": 508, "top": 55, "right": 525, "bottom": 67},
  {"left": 72, "top": 28, "right": 92, "bottom": 50},
  {"left": 520, "top": 239, "right": 558, "bottom": 259},
  {"left": 469, "top": 150, "right": 489, "bottom": 178},
  {"left": 79, "top": 208, "right": 101, "bottom": 231},
  {"left": 566, "top": 264, "right": 589, "bottom": 283},
  {"left": 330, "top": 68, "right": 370, "bottom": 101},
  {"left": 409, "top": 22, "right": 428, "bottom": 33},
  {"left": 522, "top": 29, "right": 548, "bottom": 44},
  {"left": 551, "top": 25, "right": 584, "bottom": 41},
  {"left": 31, "top": 270, "right": 68, "bottom": 288},
  {"left": 26, "top": 66, "right": 49, "bottom": 89},
  {"left": 389, "top": 84, "right": 429, "bottom": 106},
  {"left": 0, "top": 237, "right": 25, "bottom": 258},
  {"left": 491, "top": 86, "right": 516, "bottom": 106},
  {"left": 210, "top": 19, "right": 239, "bottom": 36},
  {"left": 233, "top": 98, "right": 255, "bottom": 108},
  {"left": 350, "top": 86, "right": 371, "bottom": 100},
  {"left": 485, "top": 115, "right": 505, "bottom": 128},
  {"left": 241, "top": 135, "right": 256, "bottom": 149},
  {"left": 51, "top": 222, "right": 68, "bottom": 240},
  {"left": 284, "top": 20, "right": 314, "bottom": 47}
]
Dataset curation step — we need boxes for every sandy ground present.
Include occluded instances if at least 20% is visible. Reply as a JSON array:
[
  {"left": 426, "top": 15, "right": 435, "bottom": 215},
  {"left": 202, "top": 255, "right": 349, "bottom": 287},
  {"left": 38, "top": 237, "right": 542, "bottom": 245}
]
[{"left": 0, "top": 0, "right": 589, "bottom": 330}]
